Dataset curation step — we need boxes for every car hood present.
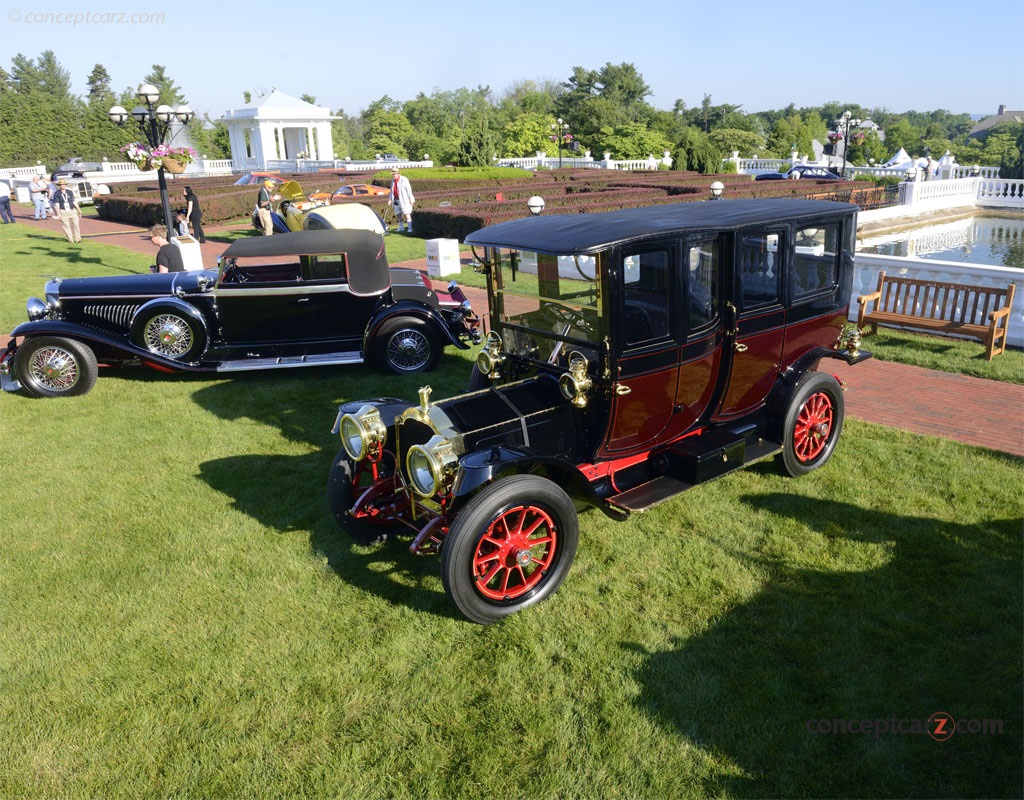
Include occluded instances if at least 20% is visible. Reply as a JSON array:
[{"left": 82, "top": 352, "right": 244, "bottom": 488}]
[{"left": 49, "top": 270, "right": 218, "bottom": 298}]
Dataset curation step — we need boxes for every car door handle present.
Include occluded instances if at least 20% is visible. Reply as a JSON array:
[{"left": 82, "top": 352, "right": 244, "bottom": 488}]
[
  {"left": 734, "top": 343, "right": 748, "bottom": 352},
  {"left": 296, "top": 297, "right": 309, "bottom": 303},
  {"left": 615, "top": 384, "right": 631, "bottom": 395}
]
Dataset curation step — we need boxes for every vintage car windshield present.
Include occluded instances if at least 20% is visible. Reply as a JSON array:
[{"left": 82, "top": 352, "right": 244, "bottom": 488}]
[{"left": 491, "top": 248, "right": 605, "bottom": 361}]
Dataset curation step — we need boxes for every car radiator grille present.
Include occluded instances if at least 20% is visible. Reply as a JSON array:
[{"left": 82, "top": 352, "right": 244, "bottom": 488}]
[{"left": 82, "top": 303, "right": 140, "bottom": 331}]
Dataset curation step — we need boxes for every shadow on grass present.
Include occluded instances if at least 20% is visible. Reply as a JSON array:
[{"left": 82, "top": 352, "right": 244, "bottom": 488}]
[
  {"left": 197, "top": 451, "right": 456, "bottom": 620},
  {"left": 629, "top": 494, "right": 1022, "bottom": 798},
  {"left": 189, "top": 366, "right": 474, "bottom": 621}
]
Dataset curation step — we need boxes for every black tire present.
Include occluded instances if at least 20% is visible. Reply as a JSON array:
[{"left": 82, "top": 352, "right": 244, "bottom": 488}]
[
  {"left": 441, "top": 475, "right": 579, "bottom": 625},
  {"left": 326, "top": 448, "right": 402, "bottom": 545},
  {"left": 14, "top": 336, "right": 98, "bottom": 398},
  {"left": 777, "top": 372, "right": 845, "bottom": 477},
  {"left": 132, "top": 307, "right": 206, "bottom": 362},
  {"left": 468, "top": 363, "right": 491, "bottom": 391},
  {"left": 375, "top": 316, "right": 441, "bottom": 374}
]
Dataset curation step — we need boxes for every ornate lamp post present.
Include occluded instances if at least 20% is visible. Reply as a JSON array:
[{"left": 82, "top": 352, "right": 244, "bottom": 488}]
[
  {"left": 709, "top": 181, "right": 724, "bottom": 200},
  {"left": 527, "top": 195, "right": 545, "bottom": 215},
  {"left": 838, "top": 110, "right": 861, "bottom": 179},
  {"left": 109, "top": 83, "right": 194, "bottom": 234},
  {"left": 550, "top": 118, "right": 571, "bottom": 169}
]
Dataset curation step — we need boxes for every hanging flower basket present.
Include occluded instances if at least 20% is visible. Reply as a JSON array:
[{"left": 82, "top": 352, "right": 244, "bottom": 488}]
[
  {"left": 138, "top": 158, "right": 156, "bottom": 172},
  {"left": 162, "top": 157, "right": 186, "bottom": 174}
]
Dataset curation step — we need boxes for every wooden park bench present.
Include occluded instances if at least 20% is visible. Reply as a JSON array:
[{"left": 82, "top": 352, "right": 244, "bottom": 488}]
[{"left": 856, "top": 271, "right": 1016, "bottom": 360}]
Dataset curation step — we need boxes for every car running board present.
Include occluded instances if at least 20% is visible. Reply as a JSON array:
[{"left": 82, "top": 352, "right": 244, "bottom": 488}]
[
  {"left": 607, "top": 435, "right": 780, "bottom": 513},
  {"left": 217, "top": 352, "right": 365, "bottom": 371}
]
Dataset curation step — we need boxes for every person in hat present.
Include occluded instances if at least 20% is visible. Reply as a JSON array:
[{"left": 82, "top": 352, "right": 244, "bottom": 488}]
[
  {"left": 256, "top": 178, "right": 277, "bottom": 236},
  {"left": 51, "top": 178, "right": 82, "bottom": 243},
  {"left": 388, "top": 168, "right": 416, "bottom": 233}
]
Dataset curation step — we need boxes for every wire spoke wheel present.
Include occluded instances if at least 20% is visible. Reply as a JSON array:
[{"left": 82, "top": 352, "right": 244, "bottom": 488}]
[
  {"left": 386, "top": 328, "right": 430, "bottom": 371},
  {"left": 14, "top": 336, "right": 98, "bottom": 398},
  {"left": 27, "top": 345, "right": 80, "bottom": 391},
  {"left": 143, "top": 314, "right": 194, "bottom": 358}
]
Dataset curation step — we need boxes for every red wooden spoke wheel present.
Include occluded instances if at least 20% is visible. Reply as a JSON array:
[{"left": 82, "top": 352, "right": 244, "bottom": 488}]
[
  {"left": 442, "top": 475, "right": 579, "bottom": 624},
  {"left": 472, "top": 504, "right": 558, "bottom": 601},
  {"left": 778, "top": 372, "right": 845, "bottom": 477}
]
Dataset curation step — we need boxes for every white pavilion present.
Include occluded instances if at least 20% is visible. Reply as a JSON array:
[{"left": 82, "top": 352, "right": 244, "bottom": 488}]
[{"left": 220, "top": 90, "right": 337, "bottom": 170}]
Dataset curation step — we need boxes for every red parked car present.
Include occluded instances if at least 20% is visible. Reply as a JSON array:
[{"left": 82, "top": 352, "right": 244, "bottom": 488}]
[{"left": 328, "top": 199, "right": 870, "bottom": 623}]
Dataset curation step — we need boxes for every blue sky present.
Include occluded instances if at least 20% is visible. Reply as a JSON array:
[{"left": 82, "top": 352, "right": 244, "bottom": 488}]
[{"left": 4, "top": 0, "right": 1022, "bottom": 120}]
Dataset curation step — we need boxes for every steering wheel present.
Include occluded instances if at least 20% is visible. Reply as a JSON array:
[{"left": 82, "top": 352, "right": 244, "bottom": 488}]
[
  {"left": 546, "top": 303, "right": 594, "bottom": 335},
  {"left": 223, "top": 263, "right": 247, "bottom": 284}
]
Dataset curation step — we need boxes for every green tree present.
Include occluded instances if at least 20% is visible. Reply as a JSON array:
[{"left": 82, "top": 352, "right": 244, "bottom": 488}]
[
  {"left": 86, "top": 64, "right": 114, "bottom": 106},
  {"left": 672, "top": 127, "right": 721, "bottom": 173},
  {"left": 592, "top": 121, "right": 671, "bottom": 160},
  {"left": 710, "top": 127, "right": 766, "bottom": 158},
  {"left": 501, "top": 112, "right": 553, "bottom": 157}
]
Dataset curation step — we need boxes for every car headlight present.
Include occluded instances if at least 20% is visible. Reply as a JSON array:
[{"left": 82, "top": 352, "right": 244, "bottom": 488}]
[
  {"left": 340, "top": 405, "right": 387, "bottom": 461},
  {"left": 406, "top": 434, "right": 458, "bottom": 497},
  {"left": 476, "top": 331, "right": 504, "bottom": 378},
  {"left": 26, "top": 297, "right": 49, "bottom": 322}
]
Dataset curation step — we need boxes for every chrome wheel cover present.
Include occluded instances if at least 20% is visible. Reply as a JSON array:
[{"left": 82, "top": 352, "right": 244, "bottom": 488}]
[
  {"left": 143, "top": 314, "right": 193, "bottom": 357},
  {"left": 27, "top": 345, "right": 80, "bottom": 391},
  {"left": 386, "top": 328, "right": 429, "bottom": 371}
]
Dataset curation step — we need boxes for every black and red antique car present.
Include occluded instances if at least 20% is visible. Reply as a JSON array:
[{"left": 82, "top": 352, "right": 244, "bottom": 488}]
[
  {"left": 0, "top": 228, "right": 480, "bottom": 398},
  {"left": 328, "top": 199, "right": 870, "bottom": 624}
]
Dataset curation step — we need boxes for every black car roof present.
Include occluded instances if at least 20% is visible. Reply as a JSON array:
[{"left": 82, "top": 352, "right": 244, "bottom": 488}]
[
  {"left": 465, "top": 199, "right": 856, "bottom": 255},
  {"left": 222, "top": 228, "right": 385, "bottom": 259},
  {"left": 222, "top": 228, "right": 390, "bottom": 295}
]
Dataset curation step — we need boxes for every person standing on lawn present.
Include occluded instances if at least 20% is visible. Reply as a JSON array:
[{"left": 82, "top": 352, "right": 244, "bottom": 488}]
[
  {"left": 30, "top": 175, "right": 49, "bottom": 220},
  {"left": 51, "top": 179, "right": 82, "bottom": 243},
  {"left": 0, "top": 179, "right": 15, "bottom": 223},
  {"left": 389, "top": 168, "right": 415, "bottom": 233}
]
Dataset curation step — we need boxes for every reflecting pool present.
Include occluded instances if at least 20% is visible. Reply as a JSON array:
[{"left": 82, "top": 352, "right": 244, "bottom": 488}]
[{"left": 858, "top": 213, "right": 1024, "bottom": 268}]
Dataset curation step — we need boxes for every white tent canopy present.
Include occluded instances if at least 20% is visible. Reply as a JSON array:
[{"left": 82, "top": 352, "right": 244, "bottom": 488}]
[{"left": 883, "top": 147, "right": 912, "bottom": 166}]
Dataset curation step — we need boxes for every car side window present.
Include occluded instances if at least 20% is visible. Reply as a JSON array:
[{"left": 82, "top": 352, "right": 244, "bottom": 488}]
[
  {"left": 738, "top": 230, "right": 783, "bottom": 309},
  {"left": 686, "top": 239, "right": 719, "bottom": 333},
  {"left": 792, "top": 223, "right": 840, "bottom": 300},
  {"left": 308, "top": 254, "right": 348, "bottom": 282},
  {"left": 622, "top": 249, "right": 671, "bottom": 346}
]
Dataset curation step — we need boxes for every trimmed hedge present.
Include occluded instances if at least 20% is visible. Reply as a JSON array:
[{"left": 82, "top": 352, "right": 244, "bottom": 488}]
[{"left": 93, "top": 168, "right": 865, "bottom": 238}]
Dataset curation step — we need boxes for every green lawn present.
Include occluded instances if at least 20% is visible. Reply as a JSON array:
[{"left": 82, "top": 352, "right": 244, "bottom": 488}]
[{"left": 0, "top": 222, "right": 1021, "bottom": 799}]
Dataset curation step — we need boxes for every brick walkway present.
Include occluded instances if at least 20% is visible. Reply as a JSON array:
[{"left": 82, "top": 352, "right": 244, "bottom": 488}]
[{"left": 5, "top": 207, "right": 1023, "bottom": 457}]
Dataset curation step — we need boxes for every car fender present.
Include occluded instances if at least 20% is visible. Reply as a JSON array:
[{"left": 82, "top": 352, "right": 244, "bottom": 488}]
[
  {"left": 764, "top": 345, "right": 864, "bottom": 440},
  {"left": 451, "top": 445, "right": 607, "bottom": 513},
  {"left": 7, "top": 318, "right": 214, "bottom": 373},
  {"left": 129, "top": 298, "right": 210, "bottom": 359},
  {"left": 331, "top": 398, "right": 417, "bottom": 435},
  {"left": 365, "top": 301, "right": 469, "bottom": 350}
]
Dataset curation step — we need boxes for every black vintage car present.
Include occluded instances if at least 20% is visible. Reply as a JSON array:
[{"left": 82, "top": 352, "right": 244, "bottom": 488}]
[
  {"left": 328, "top": 199, "right": 870, "bottom": 624},
  {"left": 0, "top": 229, "right": 480, "bottom": 398}
]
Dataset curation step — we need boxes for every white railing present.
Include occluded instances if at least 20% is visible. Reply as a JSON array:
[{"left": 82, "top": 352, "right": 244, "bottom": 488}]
[
  {"left": 850, "top": 253, "right": 1022, "bottom": 349},
  {"left": 496, "top": 150, "right": 672, "bottom": 172},
  {"left": 265, "top": 158, "right": 435, "bottom": 173}
]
